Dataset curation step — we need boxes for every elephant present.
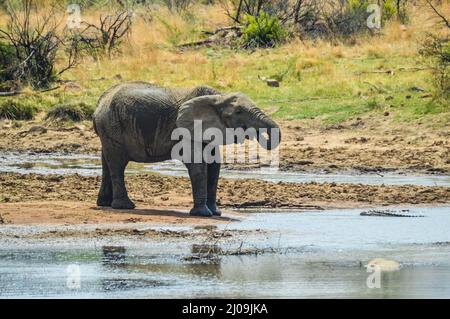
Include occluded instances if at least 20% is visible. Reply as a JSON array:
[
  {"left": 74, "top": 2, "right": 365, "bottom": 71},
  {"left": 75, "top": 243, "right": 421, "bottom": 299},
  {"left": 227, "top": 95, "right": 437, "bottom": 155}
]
[{"left": 93, "top": 81, "right": 281, "bottom": 217}]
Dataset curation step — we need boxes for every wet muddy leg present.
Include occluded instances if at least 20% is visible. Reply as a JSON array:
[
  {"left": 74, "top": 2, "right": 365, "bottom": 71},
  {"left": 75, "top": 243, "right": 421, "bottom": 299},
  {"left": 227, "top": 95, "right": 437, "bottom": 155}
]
[
  {"left": 97, "top": 151, "right": 113, "bottom": 206},
  {"left": 207, "top": 161, "right": 221, "bottom": 216},
  {"left": 185, "top": 162, "right": 213, "bottom": 217},
  {"left": 104, "top": 149, "right": 134, "bottom": 209}
]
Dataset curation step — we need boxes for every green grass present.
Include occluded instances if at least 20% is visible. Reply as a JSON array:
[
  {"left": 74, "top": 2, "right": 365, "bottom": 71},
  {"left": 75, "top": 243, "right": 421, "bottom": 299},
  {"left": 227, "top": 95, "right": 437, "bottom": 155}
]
[
  {"left": 0, "top": 99, "right": 37, "bottom": 120},
  {"left": 46, "top": 102, "right": 95, "bottom": 122},
  {"left": 2, "top": 43, "right": 448, "bottom": 126}
]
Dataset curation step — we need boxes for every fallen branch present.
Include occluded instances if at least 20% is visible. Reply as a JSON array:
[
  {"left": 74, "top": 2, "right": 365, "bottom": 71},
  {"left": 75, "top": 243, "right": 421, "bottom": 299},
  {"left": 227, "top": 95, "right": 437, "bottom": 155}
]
[
  {"left": 0, "top": 86, "right": 60, "bottom": 97},
  {"left": 356, "top": 67, "right": 432, "bottom": 76},
  {"left": 178, "top": 39, "right": 214, "bottom": 48},
  {"left": 202, "top": 25, "right": 243, "bottom": 35},
  {"left": 356, "top": 70, "right": 395, "bottom": 76},
  {"left": 398, "top": 67, "right": 433, "bottom": 72},
  {"left": 179, "top": 25, "right": 243, "bottom": 49},
  {"left": 0, "top": 91, "right": 20, "bottom": 97}
]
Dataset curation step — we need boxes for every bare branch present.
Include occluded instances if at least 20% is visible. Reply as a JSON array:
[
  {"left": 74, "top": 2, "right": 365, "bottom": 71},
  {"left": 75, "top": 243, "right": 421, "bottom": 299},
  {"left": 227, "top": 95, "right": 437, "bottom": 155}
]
[{"left": 426, "top": 0, "right": 450, "bottom": 29}]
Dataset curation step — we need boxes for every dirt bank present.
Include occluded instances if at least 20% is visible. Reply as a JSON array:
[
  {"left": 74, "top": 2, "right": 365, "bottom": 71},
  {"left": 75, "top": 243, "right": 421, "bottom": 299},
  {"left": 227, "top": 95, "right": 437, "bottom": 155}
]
[
  {"left": 0, "top": 172, "right": 448, "bottom": 225},
  {"left": 0, "top": 116, "right": 448, "bottom": 174},
  {"left": 0, "top": 201, "right": 240, "bottom": 226}
]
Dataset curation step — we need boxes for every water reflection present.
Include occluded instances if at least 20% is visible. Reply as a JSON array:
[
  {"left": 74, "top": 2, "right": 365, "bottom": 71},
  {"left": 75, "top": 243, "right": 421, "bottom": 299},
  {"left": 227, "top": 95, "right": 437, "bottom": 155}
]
[
  {"left": 102, "top": 246, "right": 126, "bottom": 266},
  {"left": 1, "top": 208, "right": 450, "bottom": 298},
  {"left": 100, "top": 245, "right": 222, "bottom": 281},
  {"left": 102, "top": 278, "right": 166, "bottom": 292}
]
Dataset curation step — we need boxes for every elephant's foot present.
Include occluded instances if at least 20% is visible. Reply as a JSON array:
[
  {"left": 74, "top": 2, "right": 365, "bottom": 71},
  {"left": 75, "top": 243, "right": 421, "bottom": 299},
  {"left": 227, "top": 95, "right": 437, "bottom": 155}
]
[
  {"left": 111, "top": 197, "right": 135, "bottom": 210},
  {"left": 97, "top": 194, "right": 112, "bottom": 207},
  {"left": 207, "top": 202, "right": 222, "bottom": 216},
  {"left": 189, "top": 205, "right": 213, "bottom": 217}
]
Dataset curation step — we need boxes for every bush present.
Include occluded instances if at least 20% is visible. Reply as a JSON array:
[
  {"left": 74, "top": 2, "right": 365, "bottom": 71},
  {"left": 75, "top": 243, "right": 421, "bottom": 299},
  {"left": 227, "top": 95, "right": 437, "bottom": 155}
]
[
  {"left": 76, "top": 10, "right": 133, "bottom": 58},
  {"left": 378, "top": 0, "right": 408, "bottom": 24},
  {"left": 330, "top": 0, "right": 370, "bottom": 38},
  {"left": 0, "top": 41, "right": 20, "bottom": 91},
  {"left": 0, "top": 99, "right": 37, "bottom": 120},
  {"left": 242, "top": 11, "right": 287, "bottom": 48},
  {"left": 223, "top": 0, "right": 405, "bottom": 41},
  {"left": 162, "top": 0, "right": 194, "bottom": 12},
  {"left": 0, "top": 41, "right": 17, "bottom": 80},
  {"left": 420, "top": 34, "right": 450, "bottom": 101},
  {"left": 0, "top": 0, "right": 82, "bottom": 89},
  {"left": 46, "top": 102, "right": 95, "bottom": 122}
]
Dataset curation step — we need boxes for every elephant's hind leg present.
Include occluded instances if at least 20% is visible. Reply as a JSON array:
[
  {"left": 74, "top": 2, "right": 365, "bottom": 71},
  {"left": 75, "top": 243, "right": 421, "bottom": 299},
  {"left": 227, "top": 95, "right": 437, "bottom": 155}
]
[
  {"left": 207, "top": 162, "right": 222, "bottom": 216},
  {"left": 97, "top": 151, "right": 113, "bottom": 207},
  {"left": 103, "top": 148, "right": 135, "bottom": 210}
]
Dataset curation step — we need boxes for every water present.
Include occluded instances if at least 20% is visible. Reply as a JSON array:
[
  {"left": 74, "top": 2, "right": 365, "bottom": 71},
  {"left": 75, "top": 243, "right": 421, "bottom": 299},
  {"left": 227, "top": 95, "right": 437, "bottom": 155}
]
[
  {"left": 1, "top": 151, "right": 449, "bottom": 186},
  {"left": 1, "top": 207, "right": 449, "bottom": 298}
]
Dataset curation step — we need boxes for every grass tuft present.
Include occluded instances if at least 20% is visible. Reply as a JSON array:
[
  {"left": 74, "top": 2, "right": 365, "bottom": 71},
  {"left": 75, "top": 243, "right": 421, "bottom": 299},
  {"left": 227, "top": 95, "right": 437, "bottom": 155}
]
[
  {"left": 0, "top": 99, "right": 37, "bottom": 120},
  {"left": 46, "top": 102, "right": 95, "bottom": 122}
]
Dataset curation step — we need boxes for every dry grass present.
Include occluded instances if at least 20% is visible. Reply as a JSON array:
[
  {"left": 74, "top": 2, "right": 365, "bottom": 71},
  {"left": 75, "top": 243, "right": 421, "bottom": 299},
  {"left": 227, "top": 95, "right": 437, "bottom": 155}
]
[{"left": 0, "top": 2, "right": 448, "bottom": 125}]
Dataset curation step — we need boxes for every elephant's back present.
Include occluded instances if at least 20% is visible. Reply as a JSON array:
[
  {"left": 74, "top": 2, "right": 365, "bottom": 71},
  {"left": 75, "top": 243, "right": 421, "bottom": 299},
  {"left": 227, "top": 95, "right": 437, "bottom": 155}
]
[
  {"left": 97, "top": 82, "right": 175, "bottom": 113},
  {"left": 95, "top": 82, "right": 178, "bottom": 128},
  {"left": 94, "top": 82, "right": 179, "bottom": 160}
]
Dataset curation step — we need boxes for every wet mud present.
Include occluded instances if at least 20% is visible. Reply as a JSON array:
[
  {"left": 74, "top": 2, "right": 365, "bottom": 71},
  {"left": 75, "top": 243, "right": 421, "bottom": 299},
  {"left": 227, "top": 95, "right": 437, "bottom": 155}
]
[
  {"left": 1, "top": 118, "right": 449, "bottom": 174},
  {"left": 0, "top": 173, "right": 449, "bottom": 226}
]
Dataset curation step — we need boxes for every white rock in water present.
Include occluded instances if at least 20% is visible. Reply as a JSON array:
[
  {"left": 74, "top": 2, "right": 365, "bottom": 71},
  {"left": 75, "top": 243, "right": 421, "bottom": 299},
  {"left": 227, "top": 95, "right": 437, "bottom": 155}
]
[{"left": 366, "top": 258, "right": 401, "bottom": 271}]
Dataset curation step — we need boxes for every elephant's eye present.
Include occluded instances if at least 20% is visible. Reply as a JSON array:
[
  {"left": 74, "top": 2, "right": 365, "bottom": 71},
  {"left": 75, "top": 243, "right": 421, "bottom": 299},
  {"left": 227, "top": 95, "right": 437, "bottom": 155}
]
[{"left": 235, "top": 109, "right": 243, "bottom": 114}]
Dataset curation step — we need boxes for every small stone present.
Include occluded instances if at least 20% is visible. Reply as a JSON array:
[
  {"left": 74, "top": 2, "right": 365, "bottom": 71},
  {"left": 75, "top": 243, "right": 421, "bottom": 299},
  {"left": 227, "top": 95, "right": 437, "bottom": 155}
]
[
  {"left": 63, "top": 81, "right": 82, "bottom": 91},
  {"left": 28, "top": 126, "right": 47, "bottom": 134},
  {"left": 410, "top": 86, "right": 425, "bottom": 92},
  {"left": 70, "top": 143, "right": 81, "bottom": 149},
  {"left": 384, "top": 111, "right": 390, "bottom": 116},
  {"left": 0, "top": 120, "right": 12, "bottom": 129},
  {"left": 73, "top": 124, "right": 86, "bottom": 131},
  {"left": 266, "top": 79, "right": 279, "bottom": 87}
]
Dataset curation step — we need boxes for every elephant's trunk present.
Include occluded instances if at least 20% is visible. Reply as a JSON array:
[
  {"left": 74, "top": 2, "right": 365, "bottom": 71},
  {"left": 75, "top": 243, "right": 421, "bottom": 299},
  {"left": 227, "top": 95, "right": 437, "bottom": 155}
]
[{"left": 250, "top": 109, "right": 281, "bottom": 151}]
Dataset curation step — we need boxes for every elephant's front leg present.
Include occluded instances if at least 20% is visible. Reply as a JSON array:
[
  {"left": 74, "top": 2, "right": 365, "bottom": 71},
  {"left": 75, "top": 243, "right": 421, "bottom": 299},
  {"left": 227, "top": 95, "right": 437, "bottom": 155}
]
[
  {"left": 207, "top": 162, "right": 221, "bottom": 216},
  {"left": 185, "top": 162, "right": 213, "bottom": 217}
]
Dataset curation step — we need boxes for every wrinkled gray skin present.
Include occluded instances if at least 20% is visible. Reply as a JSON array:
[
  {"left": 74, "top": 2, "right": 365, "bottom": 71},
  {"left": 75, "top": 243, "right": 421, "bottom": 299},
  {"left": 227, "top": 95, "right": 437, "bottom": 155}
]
[{"left": 93, "top": 81, "right": 281, "bottom": 217}]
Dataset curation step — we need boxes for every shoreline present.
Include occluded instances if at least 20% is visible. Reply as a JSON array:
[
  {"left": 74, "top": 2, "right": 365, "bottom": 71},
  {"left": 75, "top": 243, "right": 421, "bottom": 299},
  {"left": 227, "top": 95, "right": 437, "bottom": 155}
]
[
  {"left": 1, "top": 118, "right": 449, "bottom": 175},
  {"left": 1, "top": 172, "right": 448, "bottom": 226}
]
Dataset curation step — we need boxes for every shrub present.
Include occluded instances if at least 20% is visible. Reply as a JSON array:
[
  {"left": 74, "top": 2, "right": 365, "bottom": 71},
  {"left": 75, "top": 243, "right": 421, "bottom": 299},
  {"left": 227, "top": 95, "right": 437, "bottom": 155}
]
[
  {"left": 419, "top": 34, "right": 450, "bottom": 101},
  {"left": 46, "top": 102, "right": 95, "bottom": 122},
  {"left": 77, "top": 10, "right": 133, "bottom": 58},
  {"left": 0, "top": 41, "right": 17, "bottom": 80},
  {"left": 0, "top": 41, "right": 20, "bottom": 91},
  {"left": 0, "top": 0, "right": 80, "bottom": 89},
  {"left": 0, "top": 99, "right": 37, "bottom": 120},
  {"left": 162, "top": 0, "right": 194, "bottom": 12},
  {"left": 330, "top": 0, "right": 370, "bottom": 38},
  {"left": 242, "top": 11, "right": 287, "bottom": 48},
  {"left": 223, "top": 0, "right": 405, "bottom": 41}
]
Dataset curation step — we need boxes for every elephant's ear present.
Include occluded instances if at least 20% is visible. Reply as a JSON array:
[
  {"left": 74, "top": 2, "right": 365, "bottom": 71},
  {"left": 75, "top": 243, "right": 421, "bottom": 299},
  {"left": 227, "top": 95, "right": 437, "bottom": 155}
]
[{"left": 176, "top": 95, "right": 229, "bottom": 143}]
